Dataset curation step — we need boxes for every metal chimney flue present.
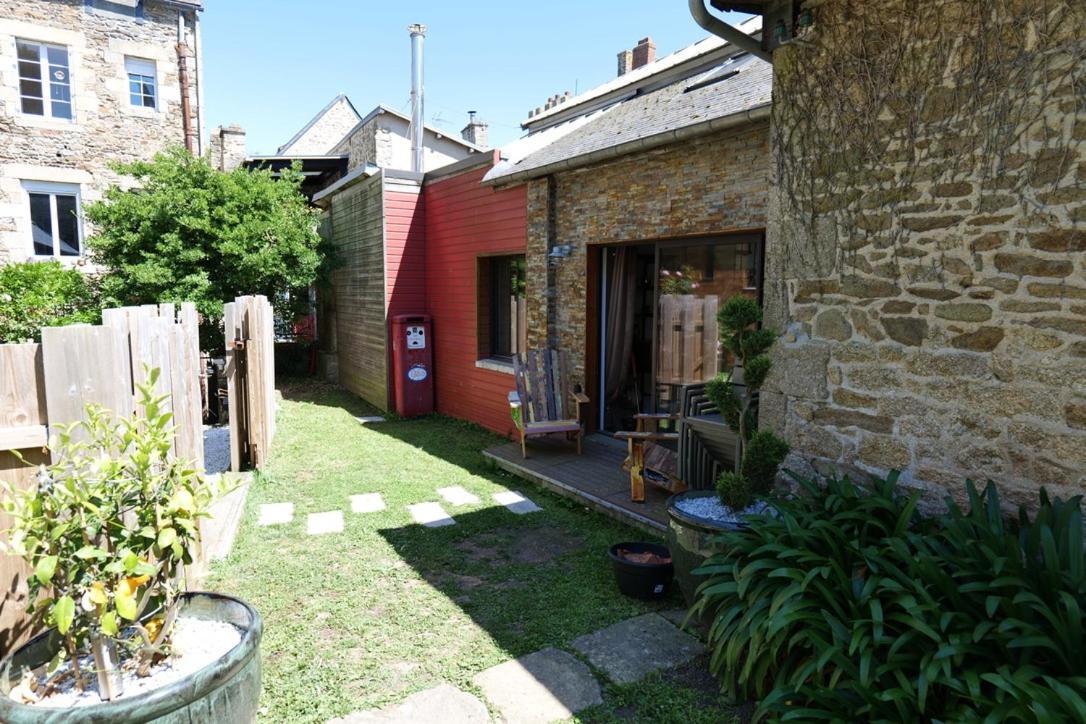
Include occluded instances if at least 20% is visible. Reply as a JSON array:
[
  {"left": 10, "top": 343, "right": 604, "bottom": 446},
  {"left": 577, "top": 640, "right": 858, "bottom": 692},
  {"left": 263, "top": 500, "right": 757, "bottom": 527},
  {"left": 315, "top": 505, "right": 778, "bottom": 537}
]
[{"left": 408, "top": 23, "right": 427, "bottom": 173}]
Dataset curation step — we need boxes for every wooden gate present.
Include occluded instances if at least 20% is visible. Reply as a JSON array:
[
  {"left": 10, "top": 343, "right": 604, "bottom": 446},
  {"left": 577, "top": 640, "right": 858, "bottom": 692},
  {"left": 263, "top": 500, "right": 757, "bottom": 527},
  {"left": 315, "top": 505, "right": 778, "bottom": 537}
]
[{"left": 224, "top": 295, "right": 276, "bottom": 472}]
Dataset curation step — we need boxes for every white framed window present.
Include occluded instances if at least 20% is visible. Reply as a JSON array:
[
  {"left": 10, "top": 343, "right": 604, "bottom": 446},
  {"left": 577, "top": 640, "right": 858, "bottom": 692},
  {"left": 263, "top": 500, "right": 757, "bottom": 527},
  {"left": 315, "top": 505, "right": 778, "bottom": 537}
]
[
  {"left": 16, "top": 39, "right": 73, "bottom": 119},
  {"left": 23, "top": 182, "right": 83, "bottom": 258},
  {"left": 125, "top": 56, "right": 157, "bottom": 109}
]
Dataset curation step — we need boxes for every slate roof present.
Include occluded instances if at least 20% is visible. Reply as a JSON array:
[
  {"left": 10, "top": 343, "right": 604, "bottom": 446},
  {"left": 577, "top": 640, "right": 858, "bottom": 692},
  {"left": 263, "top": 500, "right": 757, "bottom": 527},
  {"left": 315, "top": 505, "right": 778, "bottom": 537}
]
[{"left": 487, "top": 52, "right": 772, "bottom": 183}]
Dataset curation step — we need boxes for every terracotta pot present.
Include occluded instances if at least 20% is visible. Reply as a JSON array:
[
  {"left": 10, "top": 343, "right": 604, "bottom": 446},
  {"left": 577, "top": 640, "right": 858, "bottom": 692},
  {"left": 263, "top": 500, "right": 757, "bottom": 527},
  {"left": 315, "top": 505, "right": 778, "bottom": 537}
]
[{"left": 0, "top": 592, "right": 262, "bottom": 724}]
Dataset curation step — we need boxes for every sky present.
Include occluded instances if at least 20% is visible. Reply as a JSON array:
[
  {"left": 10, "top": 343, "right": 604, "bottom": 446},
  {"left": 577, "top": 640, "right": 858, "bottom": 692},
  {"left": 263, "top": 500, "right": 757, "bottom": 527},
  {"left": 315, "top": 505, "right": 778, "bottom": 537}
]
[{"left": 200, "top": 1, "right": 746, "bottom": 156}]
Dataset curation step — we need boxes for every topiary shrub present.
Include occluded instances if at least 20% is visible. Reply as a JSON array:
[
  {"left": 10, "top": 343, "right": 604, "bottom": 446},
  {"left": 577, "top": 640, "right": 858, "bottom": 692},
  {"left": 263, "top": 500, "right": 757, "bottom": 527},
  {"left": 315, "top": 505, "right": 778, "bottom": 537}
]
[
  {"left": 693, "top": 472, "right": 1086, "bottom": 722},
  {"left": 0, "top": 260, "right": 99, "bottom": 343}
]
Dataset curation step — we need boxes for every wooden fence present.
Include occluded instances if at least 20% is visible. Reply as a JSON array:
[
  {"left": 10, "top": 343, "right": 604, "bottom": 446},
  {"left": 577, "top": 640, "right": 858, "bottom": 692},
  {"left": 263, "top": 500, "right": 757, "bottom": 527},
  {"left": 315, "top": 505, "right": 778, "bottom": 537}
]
[
  {"left": 657, "top": 294, "right": 720, "bottom": 411},
  {"left": 0, "top": 303, "right": 204, "bottom": 654},
  {"left": 224, "top": 295, "right": 276, "bottom": 472}
]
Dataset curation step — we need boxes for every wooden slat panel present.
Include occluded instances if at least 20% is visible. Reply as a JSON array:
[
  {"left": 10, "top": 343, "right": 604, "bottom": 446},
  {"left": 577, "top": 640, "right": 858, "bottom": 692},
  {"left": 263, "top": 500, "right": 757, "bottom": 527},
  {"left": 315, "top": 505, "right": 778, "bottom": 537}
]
[
  {"left": 0, "top": 426, "right": 47, "bottom": 450},
  {"left": 41, "top": 325, "right": 134, "bottom": 438},
  {"left": 0, "top": 344, "right": 46, "bottom": 443},
  {"left": 224, "top": 301, "right": 242, "bottom": 473}
]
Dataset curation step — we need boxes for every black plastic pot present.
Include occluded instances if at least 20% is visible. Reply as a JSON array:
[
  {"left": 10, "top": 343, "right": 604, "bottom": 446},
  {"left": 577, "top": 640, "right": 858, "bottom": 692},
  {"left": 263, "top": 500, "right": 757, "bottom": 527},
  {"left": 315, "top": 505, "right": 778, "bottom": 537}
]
[
  {"left": 0, "top": 592, "right": 262, "bottom": 724},
  {"left": 608, "top": 542, "right": 674, "bottom": 600},
  {"left": 667, "top": 490, "right": 745, "bottom": 607}
]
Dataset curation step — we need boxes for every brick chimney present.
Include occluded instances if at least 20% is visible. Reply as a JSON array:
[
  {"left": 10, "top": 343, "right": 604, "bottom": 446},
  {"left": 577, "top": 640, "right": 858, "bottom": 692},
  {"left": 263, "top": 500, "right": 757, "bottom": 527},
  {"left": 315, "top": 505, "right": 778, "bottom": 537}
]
[
  {"left": 461, "top": 111, "right": 489, "bottom": 148},
  {"left": 617, "top": 48, "right": 633, "bottom": 76},
  {"left": 209, "top": 124, "right": 246, "bottom": 171},
  {"left": 631, "top": 37, "right": 656, "bottom": 69}
]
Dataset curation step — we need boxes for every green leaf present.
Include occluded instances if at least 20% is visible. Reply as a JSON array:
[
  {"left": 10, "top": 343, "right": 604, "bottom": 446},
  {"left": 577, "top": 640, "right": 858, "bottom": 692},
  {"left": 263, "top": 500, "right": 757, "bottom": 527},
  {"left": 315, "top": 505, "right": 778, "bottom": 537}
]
[
  {"left": 100, "top": 610, "right": 119, "bottom": 636},
  {"left": 53, "top": 596, "right": 75, "bottom": 634},
  {"left": 115, "top": 590, "right": 138, "bottom": 621},
  {"left": 74, "top": 545, "right": 107, "bottom": 560},
  {"left": 158, "top": 527, "right": 177, "bottom": 550},
  {"left": 34, "top": 555, "right": 58, "bottom": 585}
]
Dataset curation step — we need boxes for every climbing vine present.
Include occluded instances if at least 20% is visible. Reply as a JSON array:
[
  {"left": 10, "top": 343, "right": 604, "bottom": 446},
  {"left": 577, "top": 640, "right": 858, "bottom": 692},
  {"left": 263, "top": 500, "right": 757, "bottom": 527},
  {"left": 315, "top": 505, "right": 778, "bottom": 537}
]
[{"left": 771, "top": 0, "right": 1086, "bottom": 282}]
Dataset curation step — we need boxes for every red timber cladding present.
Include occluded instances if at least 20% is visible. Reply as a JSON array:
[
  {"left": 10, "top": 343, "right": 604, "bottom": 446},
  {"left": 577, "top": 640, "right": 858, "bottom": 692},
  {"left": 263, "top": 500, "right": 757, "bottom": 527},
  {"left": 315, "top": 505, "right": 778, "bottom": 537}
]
[
  {"left": 383, "top": 186, "right": 427, "bottom": 320},
  {"left": 423, "top": 160, "right": 527, "bottom": 437}
]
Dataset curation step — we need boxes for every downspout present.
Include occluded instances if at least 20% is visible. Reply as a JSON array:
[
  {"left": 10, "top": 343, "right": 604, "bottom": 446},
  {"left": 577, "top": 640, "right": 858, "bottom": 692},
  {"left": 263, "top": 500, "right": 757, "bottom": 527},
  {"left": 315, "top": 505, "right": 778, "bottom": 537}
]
[
  {"left": 688, "top": 0, "right": 771, "bottom": 62},
  {"left": 176, "top": 11, "right": 195, "bottom": 153},
  {"left": 193, "top": 9, "right": 205, "bottom": 156},
  {"left": 408, "top": 24, "right": 427, "bottom": 173}
]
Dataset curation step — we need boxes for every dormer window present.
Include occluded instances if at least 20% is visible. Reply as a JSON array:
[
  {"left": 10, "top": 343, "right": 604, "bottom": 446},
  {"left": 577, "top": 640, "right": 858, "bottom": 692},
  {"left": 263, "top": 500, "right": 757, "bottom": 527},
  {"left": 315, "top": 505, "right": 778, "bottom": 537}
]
[{"left": 17, "top": 40, "right": 72, "bottom": 119}]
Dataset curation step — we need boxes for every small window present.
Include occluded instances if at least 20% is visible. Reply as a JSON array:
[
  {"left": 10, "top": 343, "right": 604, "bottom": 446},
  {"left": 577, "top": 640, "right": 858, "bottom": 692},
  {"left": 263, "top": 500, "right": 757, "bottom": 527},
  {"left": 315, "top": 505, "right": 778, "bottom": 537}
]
[
  {"left": 24, "top": 183, "right": 82, "bottom": 258},
  {"left": 17, "top": 40, "right": 72, "bottom": 119},
  {"left": 478, "top": 254, "right": 527, "bottom": 362},
  {"left": 125, "top": 56, "right": 157, "bottom": 109}
]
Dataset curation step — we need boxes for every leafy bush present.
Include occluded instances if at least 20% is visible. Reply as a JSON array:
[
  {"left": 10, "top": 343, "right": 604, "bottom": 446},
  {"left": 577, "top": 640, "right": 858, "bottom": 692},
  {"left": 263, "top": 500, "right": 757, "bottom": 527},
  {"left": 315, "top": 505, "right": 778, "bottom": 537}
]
[
  {"left": 692, "top": 472, "right": 1086, "bottom": 722},
  {"left": 0, "top": 371, "right": 224, "bottom": 693},
  {"left": 0, "top": 260, "right": 99, "bottom": 342},
  {"left": 716, "top": 471, "right": 754, "bottom": 511},
  {"left": 739, "top": 430, "right": 790, "bottom": 492},
  {"left": 84, "top": 147, "right": 325, "bottom": 330}
]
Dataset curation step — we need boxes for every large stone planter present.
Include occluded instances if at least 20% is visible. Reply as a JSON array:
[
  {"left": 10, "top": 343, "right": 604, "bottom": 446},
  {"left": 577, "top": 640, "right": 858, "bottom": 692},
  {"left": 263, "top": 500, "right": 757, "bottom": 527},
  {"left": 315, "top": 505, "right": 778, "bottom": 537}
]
[
  {"left": 666, "top": 490, "right": 744, "bottom": 607},
  {"left": 0, "top": 592, "right": 262, "bottom": 724}
]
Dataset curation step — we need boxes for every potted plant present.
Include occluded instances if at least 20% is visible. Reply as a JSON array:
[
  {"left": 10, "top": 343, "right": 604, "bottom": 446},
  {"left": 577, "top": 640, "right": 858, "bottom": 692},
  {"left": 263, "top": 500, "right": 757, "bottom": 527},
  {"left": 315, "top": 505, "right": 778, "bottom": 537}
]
[
  {"left": 667, "top": 295, "right": 790, "bottom": 606},
  {"left": 0, "top": 371, "right": 263, "bottom": 722}
]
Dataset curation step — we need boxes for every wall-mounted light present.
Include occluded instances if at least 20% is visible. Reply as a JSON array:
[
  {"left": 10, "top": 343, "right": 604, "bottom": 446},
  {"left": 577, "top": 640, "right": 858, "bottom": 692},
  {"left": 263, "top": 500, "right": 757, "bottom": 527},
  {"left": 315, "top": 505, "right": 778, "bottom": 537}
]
[{"left": 548, "top": 244, "right": 573, "bottom": 260}]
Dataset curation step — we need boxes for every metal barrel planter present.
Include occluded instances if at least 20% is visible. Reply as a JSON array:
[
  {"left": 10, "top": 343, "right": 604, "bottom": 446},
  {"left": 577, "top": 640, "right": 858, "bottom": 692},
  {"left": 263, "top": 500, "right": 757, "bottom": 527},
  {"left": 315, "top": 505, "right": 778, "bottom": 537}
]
[
  {"left": 666, "top": 490, "right": 744, "bottom": 608},
  {"left": 0, "top": 592, "right": 262, "bottom": 724}
]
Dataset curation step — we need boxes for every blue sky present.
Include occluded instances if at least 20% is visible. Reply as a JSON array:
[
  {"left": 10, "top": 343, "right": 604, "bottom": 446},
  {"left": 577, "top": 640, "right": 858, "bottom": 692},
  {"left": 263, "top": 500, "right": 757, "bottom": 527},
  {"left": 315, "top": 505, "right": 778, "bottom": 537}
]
[{"left": 200, "top": 1, "right": 746, "bottom": 155}]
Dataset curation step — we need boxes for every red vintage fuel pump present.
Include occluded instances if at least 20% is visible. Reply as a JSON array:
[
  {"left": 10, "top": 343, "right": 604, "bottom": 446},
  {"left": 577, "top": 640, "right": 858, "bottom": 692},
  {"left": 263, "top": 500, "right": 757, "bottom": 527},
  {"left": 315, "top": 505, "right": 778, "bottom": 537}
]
[{"left": 390, "top": 314, "right": 434, "bottom": 418}]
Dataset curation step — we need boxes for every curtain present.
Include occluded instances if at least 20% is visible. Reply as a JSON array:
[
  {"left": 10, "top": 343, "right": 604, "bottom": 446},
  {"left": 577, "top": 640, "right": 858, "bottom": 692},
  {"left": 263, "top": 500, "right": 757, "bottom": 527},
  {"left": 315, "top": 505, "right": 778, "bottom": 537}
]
[{"left": 604, "top": 247, "right": 637, "bottom": 404}]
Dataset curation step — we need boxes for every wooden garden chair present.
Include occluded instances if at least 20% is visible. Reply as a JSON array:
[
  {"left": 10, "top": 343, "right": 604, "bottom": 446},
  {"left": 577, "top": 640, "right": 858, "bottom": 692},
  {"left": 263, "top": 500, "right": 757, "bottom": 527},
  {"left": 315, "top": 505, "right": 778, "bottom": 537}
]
[
  {"left": 508, "top": 349, "right": 589, "bottom": 458},
  {"left": 616, "top": 414, "right": 688, "bottom": 503}
]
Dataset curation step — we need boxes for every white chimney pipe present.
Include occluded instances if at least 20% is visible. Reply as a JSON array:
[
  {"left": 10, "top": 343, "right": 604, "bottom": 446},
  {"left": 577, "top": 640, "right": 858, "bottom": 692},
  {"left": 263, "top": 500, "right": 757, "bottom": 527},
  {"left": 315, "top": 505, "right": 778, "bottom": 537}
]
[{"left": 408, "top": 23, "right": 427, "bottom": 173}]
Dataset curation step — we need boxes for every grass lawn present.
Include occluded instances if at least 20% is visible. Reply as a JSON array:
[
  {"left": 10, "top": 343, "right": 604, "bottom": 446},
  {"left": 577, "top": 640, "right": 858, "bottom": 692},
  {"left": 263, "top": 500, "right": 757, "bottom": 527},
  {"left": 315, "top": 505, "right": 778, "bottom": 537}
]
[{"left": 205, "top": 381, "right": 737, "bottom": 723}]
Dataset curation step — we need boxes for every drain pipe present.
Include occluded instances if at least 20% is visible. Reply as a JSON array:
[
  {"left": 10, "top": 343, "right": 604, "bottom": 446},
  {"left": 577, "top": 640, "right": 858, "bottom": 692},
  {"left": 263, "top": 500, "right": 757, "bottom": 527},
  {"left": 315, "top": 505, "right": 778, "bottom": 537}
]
[
  {"left": 176, "top": 11, "right": 195, "bottom": 153},
  {"left": 688, "top": 0, "right": 771, "bottom": 62},
  {"left": 408, "top": 24, "right": 427, "bottom": 173}
]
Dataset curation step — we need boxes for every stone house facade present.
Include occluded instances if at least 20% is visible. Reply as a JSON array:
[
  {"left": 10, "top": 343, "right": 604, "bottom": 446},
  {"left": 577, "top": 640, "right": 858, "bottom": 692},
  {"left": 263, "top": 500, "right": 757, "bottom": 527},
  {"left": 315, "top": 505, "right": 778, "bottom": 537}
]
[
  {"left": 0, "top": 0, "right": 204, "bottom": 265},
  {"left": 753, "top": 0, "right": 1086, "bottom": 508}
]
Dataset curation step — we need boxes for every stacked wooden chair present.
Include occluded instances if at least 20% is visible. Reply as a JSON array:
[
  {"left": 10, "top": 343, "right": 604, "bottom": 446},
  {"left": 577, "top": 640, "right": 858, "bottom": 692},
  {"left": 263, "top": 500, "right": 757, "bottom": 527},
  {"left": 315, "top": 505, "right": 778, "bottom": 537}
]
[
  {"left": 615, "top": 414, "right": 687, "bottom": 503},
  {"left": 509, "top": 349, "right": 589, "bottom": 458}
]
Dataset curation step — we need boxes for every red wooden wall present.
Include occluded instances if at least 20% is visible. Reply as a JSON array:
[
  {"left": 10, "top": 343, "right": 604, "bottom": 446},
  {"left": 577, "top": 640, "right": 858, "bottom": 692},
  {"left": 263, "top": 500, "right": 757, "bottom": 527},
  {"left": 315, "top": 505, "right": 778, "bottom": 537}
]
[
  {"left": 384, "top": 187, "right": 427, "bottom": 320},
  {"left": 423, "top": 160, "right": 527, "bottom": 437}
]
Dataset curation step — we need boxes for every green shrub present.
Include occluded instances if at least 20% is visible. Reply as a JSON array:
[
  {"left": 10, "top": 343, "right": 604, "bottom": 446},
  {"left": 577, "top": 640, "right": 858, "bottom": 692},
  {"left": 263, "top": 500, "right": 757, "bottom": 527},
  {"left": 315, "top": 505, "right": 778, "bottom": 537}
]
[
  {"left": 739, "top": 430, "right": 790, "bottom": 492},
  {"left": 716, "top": 472, "right": 753, "bottom": 510},
  {"left": 692, "top": 472, "right": 1086, "bottom": 722},
  {"left": 0, "top": 260, "right": 99, "bottom": 342}
]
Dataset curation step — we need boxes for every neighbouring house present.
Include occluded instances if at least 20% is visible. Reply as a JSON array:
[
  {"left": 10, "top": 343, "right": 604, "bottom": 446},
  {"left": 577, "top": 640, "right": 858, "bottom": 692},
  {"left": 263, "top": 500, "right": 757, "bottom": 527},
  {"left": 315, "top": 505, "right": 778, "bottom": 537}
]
[
  {"left": 0, "top": 0, "right": 205, "bottom": 265},
  {"left": 692, "top": 0, "right": 1086, "bottom": 509}
]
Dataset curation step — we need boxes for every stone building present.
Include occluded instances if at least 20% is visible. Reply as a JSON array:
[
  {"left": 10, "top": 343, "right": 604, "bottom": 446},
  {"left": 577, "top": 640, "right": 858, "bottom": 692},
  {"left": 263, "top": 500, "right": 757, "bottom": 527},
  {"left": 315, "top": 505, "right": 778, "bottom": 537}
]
[
  {"left": 0, "top": 0, "right": 204, "bottom": 264},
  {"left": 696, "top": 0, "right": 1086, "bottom": 508}
]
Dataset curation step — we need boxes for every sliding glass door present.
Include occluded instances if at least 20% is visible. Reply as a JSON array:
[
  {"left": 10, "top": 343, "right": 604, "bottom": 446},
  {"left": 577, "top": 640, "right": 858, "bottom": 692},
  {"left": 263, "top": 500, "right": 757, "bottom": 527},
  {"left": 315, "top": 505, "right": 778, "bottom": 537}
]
[{"left": 599, "top": 234, "right": 761, "bottom": 432}]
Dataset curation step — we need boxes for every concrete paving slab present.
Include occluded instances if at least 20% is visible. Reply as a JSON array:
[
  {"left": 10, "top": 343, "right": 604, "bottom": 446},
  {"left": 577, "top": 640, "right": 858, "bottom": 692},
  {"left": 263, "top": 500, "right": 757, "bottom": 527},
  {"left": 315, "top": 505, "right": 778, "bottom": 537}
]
[
  {"left": 328, "top": 683, "right": 487, "bottom": 723},
  {"left": 257, "top": 502, "right": 293, "bottom": 526},
  {"left": 354, "top": 416, "right": 387, "bottom": 425},
  {"left": 437, "top": 486, "right": 480, "bottom": 506},
  {"left": 351, "top": 493, "right": 386, "bottom": 513},
  {"left": 407, "top": 502, "right": 455, "bottom": 527},
  {"left": 307, "top": 510, "right": 344, "bottom": 535},
  {"left": 493, "top": 490, "right": 543, "bottom": 515},
  {"left": 572, "top": 613, "right": 706, "bottom": 685},
  {"left": 473, "top": 647, "right": 602, "bottom": 724}
]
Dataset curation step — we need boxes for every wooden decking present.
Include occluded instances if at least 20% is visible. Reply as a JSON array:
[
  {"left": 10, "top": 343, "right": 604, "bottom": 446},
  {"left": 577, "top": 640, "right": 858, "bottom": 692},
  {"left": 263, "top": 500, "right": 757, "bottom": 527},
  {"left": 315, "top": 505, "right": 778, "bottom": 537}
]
[{"left": 484, "top": 434, "right": 671, "bottom": 535}]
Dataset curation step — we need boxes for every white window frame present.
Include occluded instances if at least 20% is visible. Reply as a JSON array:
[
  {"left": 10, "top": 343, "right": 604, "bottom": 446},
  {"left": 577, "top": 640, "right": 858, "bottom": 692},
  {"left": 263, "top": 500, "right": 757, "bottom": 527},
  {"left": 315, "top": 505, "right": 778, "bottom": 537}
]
[
  {"left": 22, "top": 181, "right": 84, "bottom": 259},
  {"left": 124, "top": 56, "right": 158, "bottom": 109},
  {"left": 16, "top": 39, "right": 73, "bottom": 120}
]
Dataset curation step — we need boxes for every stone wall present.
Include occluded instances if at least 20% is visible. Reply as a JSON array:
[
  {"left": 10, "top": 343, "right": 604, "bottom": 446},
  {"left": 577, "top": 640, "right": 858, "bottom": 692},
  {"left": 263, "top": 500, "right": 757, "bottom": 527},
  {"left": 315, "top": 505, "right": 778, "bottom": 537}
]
[
  {"left": 524, "top": 121, "right": 771, "bottom": 388},
  {"left": 278, "top": 95, "right": 359, "bottom": 155},
  {"left": 209, "top": 124, "right": 246, "bottom": 171},
  {"left": 0, "top": 0, "right": 201, "bottom": 263},
  {"left": 761, "top": 0, "right": 1086, "bottom": 509}
]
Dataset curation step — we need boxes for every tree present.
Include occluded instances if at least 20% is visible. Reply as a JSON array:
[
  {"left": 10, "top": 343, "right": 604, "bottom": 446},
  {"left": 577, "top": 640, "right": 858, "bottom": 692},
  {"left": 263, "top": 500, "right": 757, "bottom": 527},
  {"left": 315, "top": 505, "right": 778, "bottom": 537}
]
[{"left": 85, "top": 148, "right": 324, "bottom": 329}]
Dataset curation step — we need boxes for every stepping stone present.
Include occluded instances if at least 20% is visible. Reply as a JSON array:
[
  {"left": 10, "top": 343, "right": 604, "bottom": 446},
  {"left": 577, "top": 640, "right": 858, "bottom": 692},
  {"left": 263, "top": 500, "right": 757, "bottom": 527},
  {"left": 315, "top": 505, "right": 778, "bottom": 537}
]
[
  {"left": 437, "top": 486, "right": 479, "bottom": 506},
  {"left": 307, "top": 511, "right": 344, "bottom": 535},
  {"left": 351, "top": 493, "right": 386, "bottom": 513},
  {"left": 328, "top": 683, "right": 487, "bottom": 723},
  {"left": 354, "top": 415, "right": 386, "bottom": 424},
  {"left": 473, "top": 647, "right": 602, "bottom": 724},
  {"left": 408, "top": 502, "right": 455, "bottom": 527},
  {"left": 572, "top": 613, "right": 705, "bottom": 685},
  {"left": 257, "top": 502, "right": 293, "bottom": 526},
  {"left": 493, "top": 490, "right": 542, "bottom": 514}
]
